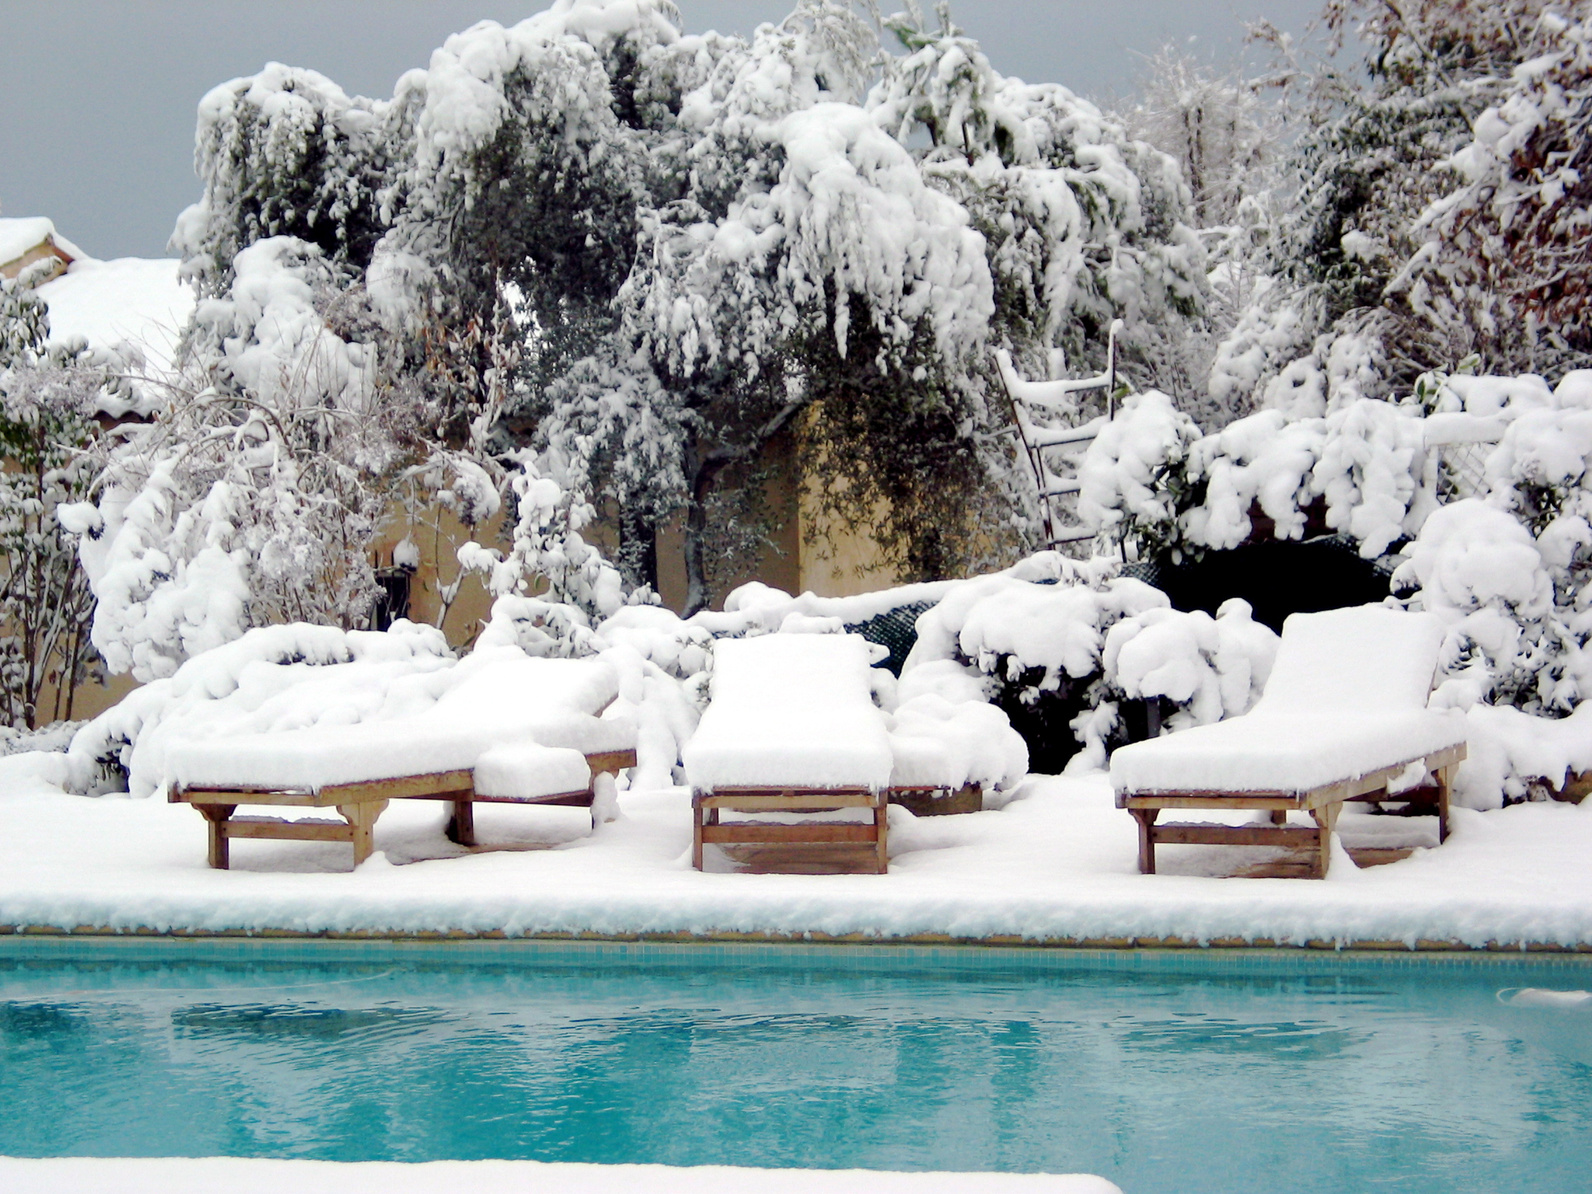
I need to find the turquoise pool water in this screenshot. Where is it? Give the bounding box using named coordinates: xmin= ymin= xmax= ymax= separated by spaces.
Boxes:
xmin=2 ymin=940 xmax=1590 ymax=1192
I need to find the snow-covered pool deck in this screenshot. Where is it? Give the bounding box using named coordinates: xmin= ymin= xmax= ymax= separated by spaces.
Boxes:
xmin=4 ymin=761 xmax=1592 ymax=950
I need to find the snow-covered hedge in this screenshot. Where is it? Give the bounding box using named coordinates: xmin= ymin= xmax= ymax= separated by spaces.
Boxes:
xmin=1079 ymin=370 xmax=1592 ymax=717
xmin=902 ymin=556 xmax=1278 ymax=772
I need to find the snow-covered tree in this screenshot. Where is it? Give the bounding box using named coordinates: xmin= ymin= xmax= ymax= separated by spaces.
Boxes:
xmin=1398 ymin=8 xmax=1592 ymax=374
xmin=65 ymin=238 xmax=424 ymax=681
xmin=1117 ymin=45 xmax=1286 ymax=427
xmin=872 ymin=4 xmax=1205 ymax=386
xmin=82 ymin=0 xmax=1213 ymax=677
xmin=1213 ymin=0 xmax=1587 ymax=416
xmin=0 ymin=271 xmax=109 ymax=726
xmin=1121 ymin=45 xmax=1280 ymax=230
xmin=171 ymin=62 xmax=402 ymax=290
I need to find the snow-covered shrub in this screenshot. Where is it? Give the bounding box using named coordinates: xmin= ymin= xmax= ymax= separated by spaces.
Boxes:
xmin=1076 ymin=391 xmax=1203 ymax=561
xmin=1455 ymin=701 xmax=1592 ymax=810
xmin=889 ymin=657 xmax=1030 ymax=794
xmin=1080 ymin=389 xmax=1432 ymax=563
xmin=901 ymin=554 xmax=1277 ymax=772
xmin=1102 ymin=598 xmax=1277 ymax=724
xmin=1395 ymin=500 xmax=1563 ymax=712
xmin=1206 ymin=282 xmax=1322 ymax=423
xmin=457 ymin=458 xmax=634 ymax=622
xmin=472 ymin=595 xmax=605 ymax=660
xmin=0 ymin=719 xmax=81 ymax=757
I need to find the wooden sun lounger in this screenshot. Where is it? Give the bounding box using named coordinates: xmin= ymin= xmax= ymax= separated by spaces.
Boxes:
xmin=172 ymin=748 xmax=636 ymax=869
xmin=1110 ymin=607 xmax=1469 ymax=880
xmin=1117 ymin=742 xmax=1464 ymax=880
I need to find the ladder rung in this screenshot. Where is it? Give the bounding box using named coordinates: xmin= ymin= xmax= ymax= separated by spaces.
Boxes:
xmin=1030 ymin=425 xmax=1102 ymax=448
xmin=1042 ymin=480 xmax=1081 ymax=497
xmin=1048 ymin=526 xmax=1095 ymax=544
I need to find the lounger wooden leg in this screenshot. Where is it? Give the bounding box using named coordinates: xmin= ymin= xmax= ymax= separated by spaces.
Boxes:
xmin=199 ymin=804 xmax=236 ymax=870
xmin=446 ymin=797 xmax=476 ymax=847
xmin=692 ymin=797 xmax=704 ymax=871
xmin=1130 ymin=808 xmax=1159 ymax=874
xmin=874 ymin=794 xmax=889 ymax=874
xmin=1435 ymin=762 xmax=1453 ymax=843
xmin=338 ymin=800 xmax=388 ymax=868
xmin=1310 ymin=803 xmax=1341 ymax=879
xmin=1269 ymin=808 xmax=1288 ymax=825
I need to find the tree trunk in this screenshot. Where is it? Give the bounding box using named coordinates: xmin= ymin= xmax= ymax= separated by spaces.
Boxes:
xmin=682 ymin=487 xmax=712 ymax=616
xmin=682 ymin=444 xmax=726 ymax=617
xmin=618 ymin=509 xmax=659 ymax=593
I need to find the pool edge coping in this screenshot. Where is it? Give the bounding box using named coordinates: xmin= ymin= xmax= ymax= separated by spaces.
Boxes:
xmin=5 ymin=923 xmax=1592 ymax=955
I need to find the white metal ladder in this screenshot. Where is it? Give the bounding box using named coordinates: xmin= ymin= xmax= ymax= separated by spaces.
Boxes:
xmin=996 ymin=320 xmax=1122 ymax=548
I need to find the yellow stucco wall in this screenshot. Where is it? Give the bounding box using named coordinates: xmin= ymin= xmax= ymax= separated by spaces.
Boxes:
xmin=33 ymin=441 xmax=907 ymax=728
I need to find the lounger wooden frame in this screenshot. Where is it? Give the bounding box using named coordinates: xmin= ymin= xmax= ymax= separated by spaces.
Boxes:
xmin=689 ymin=783 xmax=989 ymax=874
xmin=1116 ymin=742 xmax=1465 ymax=879
xmin=172 ymin=748 xmax=637 ymax=870
xmin=692 ymin=787 xmax=890 ymax=874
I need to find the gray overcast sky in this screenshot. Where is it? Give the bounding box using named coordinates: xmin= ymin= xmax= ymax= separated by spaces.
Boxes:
xmin=1 ymin=0 xmax=1323 ymax=260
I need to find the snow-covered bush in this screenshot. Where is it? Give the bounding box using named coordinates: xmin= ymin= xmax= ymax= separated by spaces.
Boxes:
xmin=1456 ymin=701 xmax=1592 ymax=809
xmin=1077 ymin=391 xmax=1203 ymax=560
xmin=1102 ymin=598 xmax=1277 ymax=727
xmin=458 ymin=458 xmax=632 ymax=621
xmin=901 ymin=554 xmax=1278 ymax=771
xmin=1074 ymin=363 xmax=1592 ymax=745
xmin=1083 ymin=388 xmax=1436 ymax=564
xmin=1395 ymin=500 xmax=1565 ymax=711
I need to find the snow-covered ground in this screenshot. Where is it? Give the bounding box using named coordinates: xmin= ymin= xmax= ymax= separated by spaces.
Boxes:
xmin=3 ymin=751 xmax=1591 ymax=949
xmin=0 ymin=1157 xmax=1119 ymax=1194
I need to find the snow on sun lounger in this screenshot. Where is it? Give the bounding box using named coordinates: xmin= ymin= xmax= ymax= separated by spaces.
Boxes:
xmin=169 ymin=653 xmax=629 ymax=793
xmin=683 ymin=634 xmax=893 ymax=793
xmin=683 ymin=634 xmax=895 ymax=873
xmin=682 ymin=634 xmax=1027 ymax=872
xmin=1110 ymin=606 xmax=1467 ymax=878
xmin=167 ymin=651 xmax=637 ymax=869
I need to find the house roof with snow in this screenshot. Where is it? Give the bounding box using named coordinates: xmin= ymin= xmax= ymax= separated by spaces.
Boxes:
xmin=37 ymin=256 xmax=194 ymax=375
xmin=0 ymin=217 xmax=81 ymax=283
xmin=4 ymin=217 xmax=196 ymax=422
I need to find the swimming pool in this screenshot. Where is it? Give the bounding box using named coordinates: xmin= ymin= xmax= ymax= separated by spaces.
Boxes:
xmin=2 ymin=938 xmax=1589 ymax=1193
